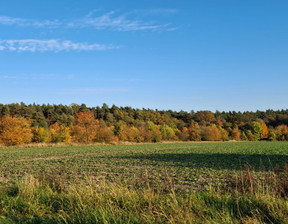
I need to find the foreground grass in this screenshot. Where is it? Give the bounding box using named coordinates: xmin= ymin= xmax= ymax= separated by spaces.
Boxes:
xmin=0 ymin=172 xmax=288 ymax=224
xmin=0 ymin=142 xmax=288 ymax=223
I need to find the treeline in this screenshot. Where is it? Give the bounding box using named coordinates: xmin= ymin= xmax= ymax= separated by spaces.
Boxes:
xmin=0 ymin=103 xmax=288 ymax=146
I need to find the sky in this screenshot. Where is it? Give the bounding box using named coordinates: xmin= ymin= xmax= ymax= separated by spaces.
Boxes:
xmin=0 ymin=0 xmax=287 ymax=112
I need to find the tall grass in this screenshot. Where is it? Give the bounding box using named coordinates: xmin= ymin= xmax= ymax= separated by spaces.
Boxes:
xmin=0 ymin=167 xmax=288 ymax=224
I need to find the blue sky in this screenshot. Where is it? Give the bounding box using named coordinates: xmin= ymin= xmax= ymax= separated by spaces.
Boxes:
xmin=0 ymin=0 xmax=287 ymax=112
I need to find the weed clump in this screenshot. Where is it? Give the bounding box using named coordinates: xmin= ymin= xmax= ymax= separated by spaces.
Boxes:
xmin=229 ymin=163 xmax=288 ymax=198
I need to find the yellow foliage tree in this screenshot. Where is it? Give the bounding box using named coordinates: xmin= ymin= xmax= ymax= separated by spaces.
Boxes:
xmin=32 ymin=127 xmax=50 ymax=143
xmin=118 ymin=124 xmax=139 ymax=142
xmin=0 ymin=115 xmax=32 ymax=146
xmin=49 ymin=123 xmax=71 ymax=143
xmin=72 ymin=111 xmax=99 ymax=143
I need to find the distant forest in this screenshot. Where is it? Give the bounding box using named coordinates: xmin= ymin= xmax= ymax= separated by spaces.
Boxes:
xmin=0 ymin=103 xmax=288 ymax=146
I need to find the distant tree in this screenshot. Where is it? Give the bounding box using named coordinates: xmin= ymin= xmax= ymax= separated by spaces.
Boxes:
xmin=194 ymin=111 xmax=216 ymax=126
xmin=200 ymin=125 xmax=222 ymax=141
xmin=268 ymin=130 xmax=277 ymax=141
xmin=146 ymin=122 xmax=162 ymax=142
xmin=32 ymin=127 xmax=50 ymax=143
xmin=188 ymin=122 xmax=201 ymax=141
xmin=137 ymin=124 xmax=150 ymax=142
xmin=117 ymin=124 xmax=139 ymax=142
xmin=245 ymin=130 xmax=256 ymax=141
xmin=0 ymin=115 xmax=32 ymax=146
xmin=260 ymin=122 xmax=269 ymax=139
xmin=240 ymin=132 xmax=248 ymax=141
xmin=72 ymin=111 xmax=99 ymax=143
xmin=179 ymin=127 xmax=189 ymax=141
xmin=50 ymin=123 xmax=71 ymax=143
xmin=218 ymin=126 xmax=229 ymax=141
xmin=231 ymin=128 xmax=241 ymax=141
xmin=275 ymin=125 xmax=288 ymax=141
xmin=94 ymin=120 xmax=114 ymax=143
xmin=252 ymin=122 xmax=263 ymax=140
xmin=160 ymin=124 xmax=176 ymax=140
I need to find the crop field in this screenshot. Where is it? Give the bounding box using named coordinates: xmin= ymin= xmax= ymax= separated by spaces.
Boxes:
xmin=1 ymin=142 xmax=288 ymax=187
xmin=0 ymin=142 xmax=288 ymax=223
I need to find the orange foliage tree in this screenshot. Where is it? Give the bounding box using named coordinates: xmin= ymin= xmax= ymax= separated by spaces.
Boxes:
xmin=94 ymin=120 xmax=114 ymax=143
xmin=275 ymin=125 xmax=288 ymax=141
xmin=179 ymin=127 xmax=189 ymax=141
xmin=231 ymin=128 xmax=241 ymax=141
xmin=188 ymin=122 xmax=201 ymax=141
xmin=72 ymin=111 xmax=99 ymax=143
xmin=200 ymin=126 xmax=222 ymax=141
xmin=0 ymin=115 xmax=32 ymax=146
xmin=260 ymin=122 xmax=269 ymax=139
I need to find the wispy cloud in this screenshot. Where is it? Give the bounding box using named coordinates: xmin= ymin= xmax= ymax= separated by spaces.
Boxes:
xmin=0 ymin=39 xmax=117 ymax=52
xmin=0 ymin=16 xmax=60 ymax=28
xmin=68 ymin=11 xmax=172 ymax=31
xmin=0 ymin=10 xmax=177 ymax=31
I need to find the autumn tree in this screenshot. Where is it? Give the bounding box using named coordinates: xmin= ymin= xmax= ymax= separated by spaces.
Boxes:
xmin=137 ymin=124 xmax=150 ymax=142
xmin=218 ymin=126 xmax=229 ymax=141
xmin=179 ymin=127 xmax=189 ymax=141
xmin=94 ymin=120 xmax=114 ymax=143
xmin=200 ymin=125 xmax=222 ymax=141
xmin=231 ymin=128 xmax=241 ymax=141
xmin=72 ymin=111 xmax=99 ymax=143
xmin=260 ymin=122 xmax=269 ymax=139
xmin=160 ymin=124 xmax=176 ymax=140
xmin=146 ymin=122 xmax=162 ymax=142
xmin=194 ymin=111 xmax=216 ymax=126
xmin=252 ymin=122 xmax=263 ymax=140
xmin=50 ymin=123 xmax=71 ymax=143
xmin=0 ymin=115 xmax=32 ymax=146
xmin=32 ymin=127 xmax=50 ymax=143
xmin=118 ymin=124 xmax=139 ymax=142
xmin=268 ymin=130 xmax=277 ymax=141
xmin=188 ymin=122 xmax=201 ymax=141
xmin=275 ymin=125 xmax=288 ymax=141
xmin=245 ymin=130 xmax=256 ymax=141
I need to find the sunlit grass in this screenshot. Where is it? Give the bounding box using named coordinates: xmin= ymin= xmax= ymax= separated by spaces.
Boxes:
xmin=0 ymin=142 xmax=288 ymax=223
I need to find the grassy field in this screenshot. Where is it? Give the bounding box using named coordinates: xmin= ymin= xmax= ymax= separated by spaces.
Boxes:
xmin=0 ymin=142 xmax=288 ymax=223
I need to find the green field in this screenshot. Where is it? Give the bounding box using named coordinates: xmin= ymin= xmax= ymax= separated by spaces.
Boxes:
xmin=0 ymin=142 xmax=288 ymax=223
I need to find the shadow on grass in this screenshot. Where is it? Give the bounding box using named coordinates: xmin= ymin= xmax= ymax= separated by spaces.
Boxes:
xmin=118 ymin=153 xmax=288 ymax=170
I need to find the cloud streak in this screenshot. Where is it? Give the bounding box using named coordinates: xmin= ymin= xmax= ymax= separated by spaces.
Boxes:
xmin=0 ymin=10 xmax=177 ymax=31
xmin=68 ymin=11 xmax=171 ymax=31
xmin=0 ymin=39 xmax=117 ymax=52
xmin=0 ymin=16 xmax=60 ymax=28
